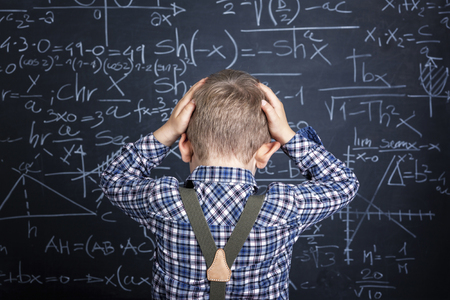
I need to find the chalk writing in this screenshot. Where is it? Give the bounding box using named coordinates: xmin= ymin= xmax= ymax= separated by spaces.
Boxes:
xmin=0 ymin=1 xmax=448 ymax=299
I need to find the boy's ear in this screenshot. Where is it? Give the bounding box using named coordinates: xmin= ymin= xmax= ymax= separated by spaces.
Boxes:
xmin=179 ymin=133 xmax=193 ymax=163
xmin=255 ymin=141 xmax=281 ymax=169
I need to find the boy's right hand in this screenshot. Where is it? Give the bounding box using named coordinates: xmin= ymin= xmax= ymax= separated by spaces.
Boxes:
xmin=154 ymin=78 xmax=206 ymax=147
xmin=259 ymin=83 xmax=296 ymax=145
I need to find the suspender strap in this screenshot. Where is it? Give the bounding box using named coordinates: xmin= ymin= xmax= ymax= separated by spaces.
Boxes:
xmin=179 ymin=187 xmax=265 ymax=300
xmin=179 ymin=187 xmax=217 ymax=266
xmin=223 ymin=193 xmax=265 ymax=266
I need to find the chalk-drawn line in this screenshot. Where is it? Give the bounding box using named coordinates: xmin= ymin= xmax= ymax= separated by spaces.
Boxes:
xmin=241 ymin=26 xmax=360 ymax=33
xmin=33 ymin=6 xmax=175 ymax=11
xmin=104 ymin=0 xmax=108 ymax=47
xmin=0 ymin=9 xmax=27 ymax=12
xmin=251 ymin=73 xmax=302 ymax=76
xmin=331 ymin=94 xmax=406 ymax=99
xmin=319 ymin=85 xmax=406 ymax=91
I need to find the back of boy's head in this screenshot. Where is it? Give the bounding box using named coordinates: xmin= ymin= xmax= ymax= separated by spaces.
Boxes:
xmin=186 ymin=69 xmax=271 ymax=165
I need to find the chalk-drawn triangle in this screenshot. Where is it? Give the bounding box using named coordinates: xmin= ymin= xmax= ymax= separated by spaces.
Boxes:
xmin=387 ymin=161 xmax=405 ymax=186
xmin=0 ymin=174 xmax=96 ymax=221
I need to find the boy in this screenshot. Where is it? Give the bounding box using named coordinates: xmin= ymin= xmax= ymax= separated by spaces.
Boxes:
xmin=100 ymin=69 xmax=359 ymax=299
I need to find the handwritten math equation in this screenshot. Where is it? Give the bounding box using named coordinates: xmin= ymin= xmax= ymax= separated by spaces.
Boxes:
xmin=0 ymin=1 xmax=449 ymax=299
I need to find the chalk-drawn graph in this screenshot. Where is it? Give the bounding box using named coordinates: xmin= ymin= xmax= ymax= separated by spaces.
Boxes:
xmin=339 ymin=155 xmax=435 ymax=265
xmin=409 ymin=60 xmax=450 ymax=118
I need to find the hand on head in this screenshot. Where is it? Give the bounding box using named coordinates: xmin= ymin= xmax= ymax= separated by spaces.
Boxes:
xmin=153 ymin=77 xmax=295 ymax=174
xmin=259 ymin=83 xmax=296 ymax=145
xmin=154 ymin=78 xmax=206 ymax=147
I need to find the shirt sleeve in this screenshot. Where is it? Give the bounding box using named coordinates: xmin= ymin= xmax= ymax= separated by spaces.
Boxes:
xmin=100 ymin=132 xmax=170 ymax=221
xmin=280 ymin=126 xmax=360 ymax=226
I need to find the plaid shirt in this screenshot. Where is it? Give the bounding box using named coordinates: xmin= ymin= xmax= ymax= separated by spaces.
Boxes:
xmin=100 ymin=126 xmax=359 ymax=299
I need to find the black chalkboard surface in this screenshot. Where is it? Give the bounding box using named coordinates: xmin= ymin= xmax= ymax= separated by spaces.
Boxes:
xmin=1 ymin=1 xmax=449 ymax=299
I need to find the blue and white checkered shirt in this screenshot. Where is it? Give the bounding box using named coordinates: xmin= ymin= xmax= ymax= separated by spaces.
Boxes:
xmin=100 ymin=126 xmax=359 ymax=299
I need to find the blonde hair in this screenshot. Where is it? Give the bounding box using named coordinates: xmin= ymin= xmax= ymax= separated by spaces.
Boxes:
xmin=186 ymin=69 xmax=270 ymax=164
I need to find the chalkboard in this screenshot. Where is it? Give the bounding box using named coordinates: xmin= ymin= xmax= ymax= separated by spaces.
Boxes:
xmin=0 ymin=1 xmax=449 ymax=299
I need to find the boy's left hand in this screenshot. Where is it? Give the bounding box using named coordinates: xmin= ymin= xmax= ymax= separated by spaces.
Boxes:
xmin=154 ymin=78 xmax=206 ymax=147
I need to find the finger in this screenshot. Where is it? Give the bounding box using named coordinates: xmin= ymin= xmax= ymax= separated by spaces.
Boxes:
xmin=183 ymin=78 xmax=207 ymax=101
xmin=173 ymin=78 xmax=206 ymax=116
xmin=261 ymin=99 xmax=280 ymax=124
xmin=259 ymin=83 xmax=282 ymax=108
xmin=177 ymin=100 xmax=196 ymax=123
xmin=260 ymin=83 xmax=288 ymax=121
xmin=174 ymin=100 xmax=196 ymax=135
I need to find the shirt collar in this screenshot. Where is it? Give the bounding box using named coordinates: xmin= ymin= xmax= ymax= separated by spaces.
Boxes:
xmin=186 ymin=165 xmax=258 ymax=191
